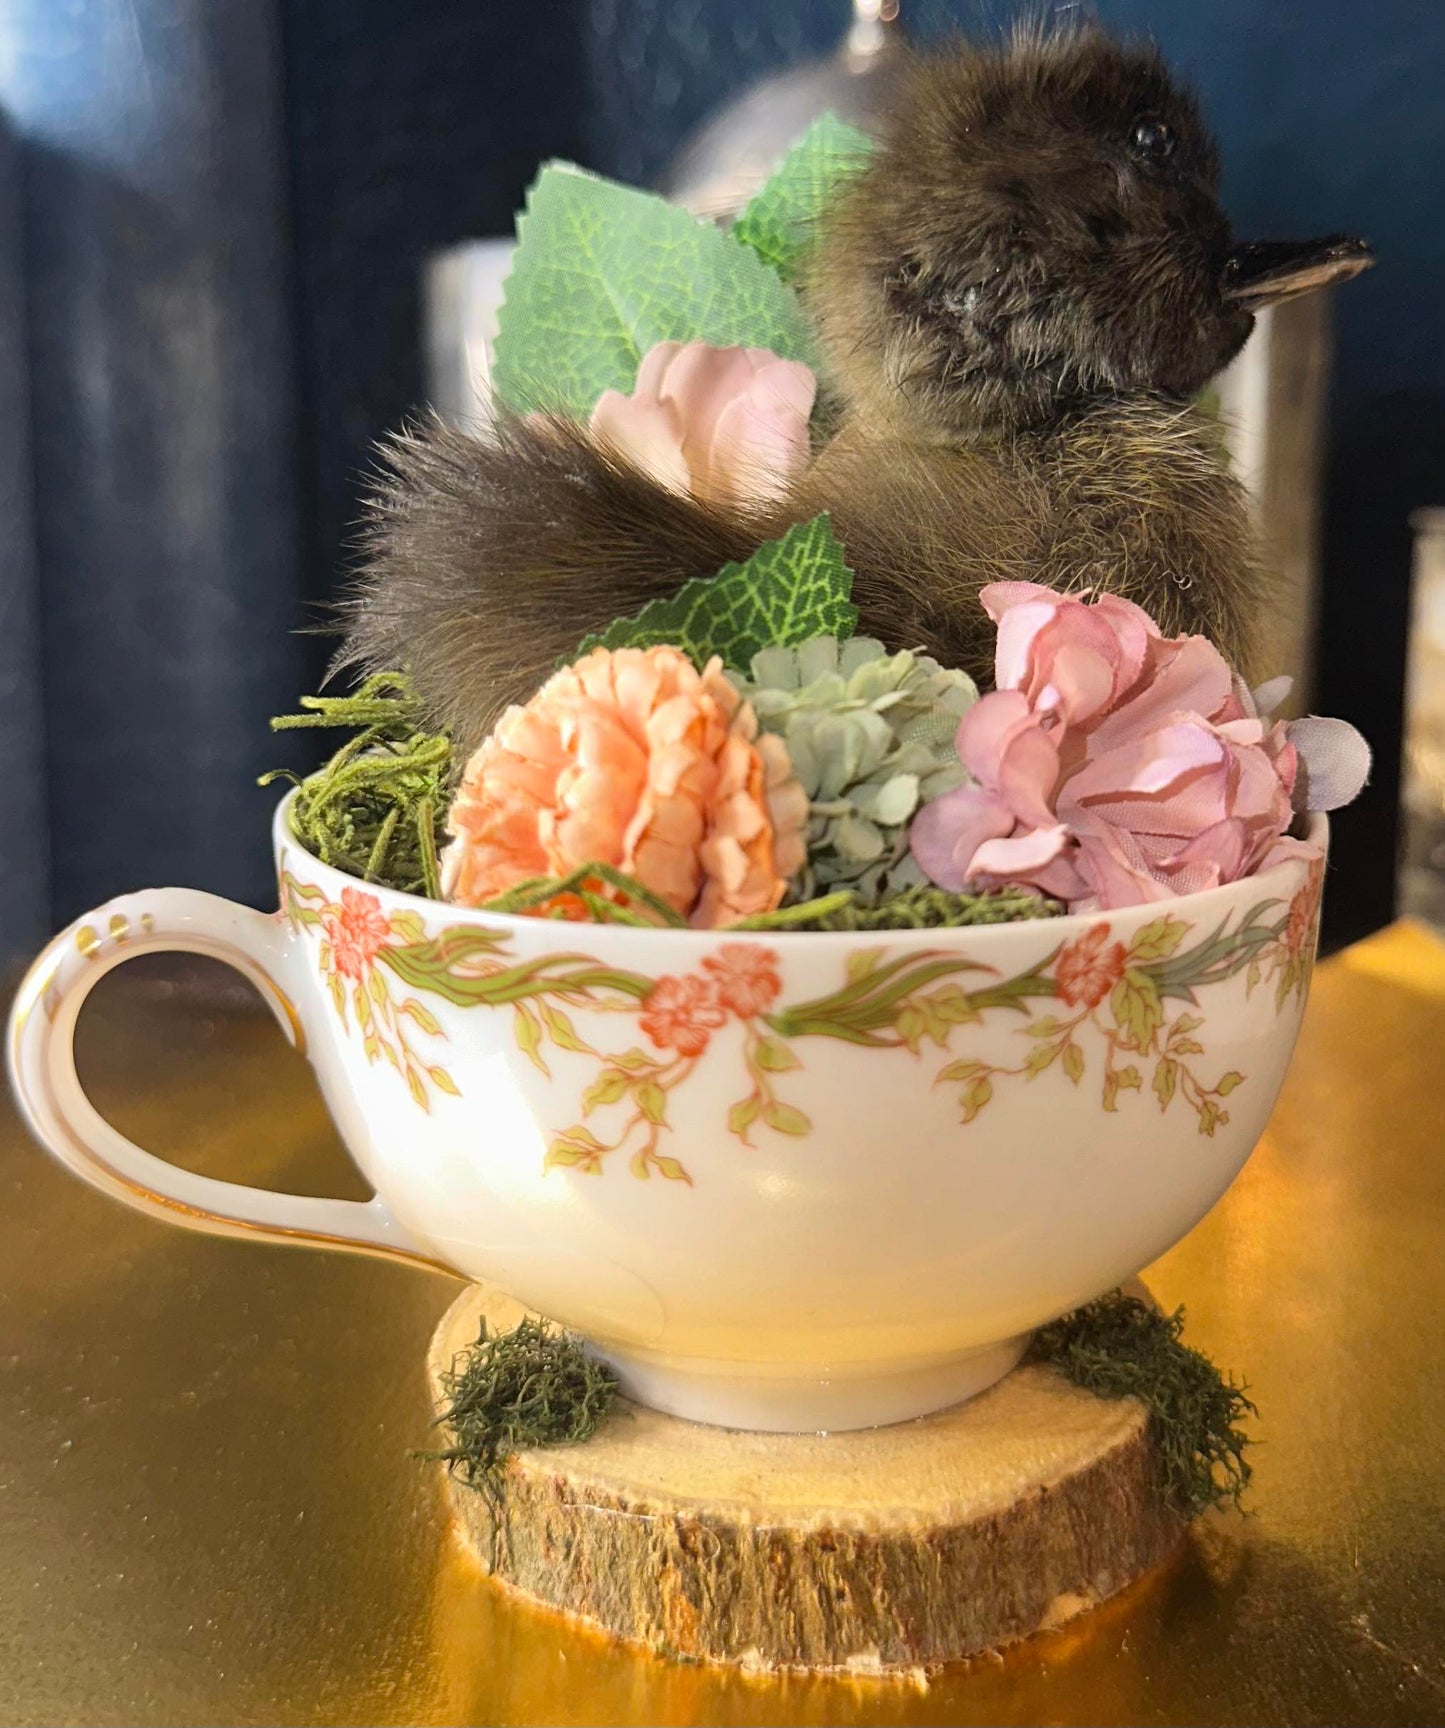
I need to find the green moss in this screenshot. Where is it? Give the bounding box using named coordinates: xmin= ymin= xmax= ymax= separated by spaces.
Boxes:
xmin=1033 ymin=1291 xmax=1256 ymax=1516
xmin=428 ymin=1317 xmax=619 ymax=1503
xmin=261 ymin=672 xmax=454 ymax=898
xmin=735 ymin=883 xmax=1062 ymax=931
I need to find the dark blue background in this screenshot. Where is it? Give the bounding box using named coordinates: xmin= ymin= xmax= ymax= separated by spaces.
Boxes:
xmin=1 ymin=0 xmax=1440 ymax=955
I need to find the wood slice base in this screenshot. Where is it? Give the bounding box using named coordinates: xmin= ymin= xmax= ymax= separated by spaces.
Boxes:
xmin=427 ymin=1285 xmax=1187 ymax=1673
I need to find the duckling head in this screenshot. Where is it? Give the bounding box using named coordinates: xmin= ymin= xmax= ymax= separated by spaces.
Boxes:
xmin=811 ymin=22 xmax=1373 ymax=437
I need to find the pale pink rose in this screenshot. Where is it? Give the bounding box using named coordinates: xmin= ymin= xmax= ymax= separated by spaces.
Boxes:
xmin=589 ymin=341 xmax=816 ymax=508
xmin=910 ymin=584 xmax=1365 ymax=913
xmin=442 ymin=644 xmax=807 ymax=929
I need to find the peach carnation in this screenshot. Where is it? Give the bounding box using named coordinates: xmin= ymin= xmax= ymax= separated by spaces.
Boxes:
xmin=441 ymin=644 xmax=807 ymax=928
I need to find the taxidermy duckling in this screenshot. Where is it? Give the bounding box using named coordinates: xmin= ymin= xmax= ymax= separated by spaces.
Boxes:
xmin=344 ymin=23 xmax=1372 ymax=753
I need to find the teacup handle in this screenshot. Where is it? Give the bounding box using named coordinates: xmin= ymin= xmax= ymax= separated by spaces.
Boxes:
xmin=6 ymin=887 xmax=454 ymax=1275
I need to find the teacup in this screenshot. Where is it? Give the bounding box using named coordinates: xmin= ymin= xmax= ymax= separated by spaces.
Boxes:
xmin=7 ymin=794 xmax=1325 ymax=1431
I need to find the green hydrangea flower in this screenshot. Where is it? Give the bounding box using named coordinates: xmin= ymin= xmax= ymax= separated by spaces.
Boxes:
xmin=731 ymin=636 xmax=978 ymax=905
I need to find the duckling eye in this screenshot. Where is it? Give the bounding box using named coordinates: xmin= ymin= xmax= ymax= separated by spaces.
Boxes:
xmin=1129 ymin=114 xmax=1177 ymax=163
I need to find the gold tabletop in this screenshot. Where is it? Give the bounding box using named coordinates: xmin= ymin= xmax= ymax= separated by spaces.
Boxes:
xmin=3 ymin=924 xmax=1444 ymax=1726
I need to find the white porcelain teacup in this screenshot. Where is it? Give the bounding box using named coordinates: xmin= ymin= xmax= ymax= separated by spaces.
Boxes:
xmin=7 ymin=795 xmax=1325 ymax=1431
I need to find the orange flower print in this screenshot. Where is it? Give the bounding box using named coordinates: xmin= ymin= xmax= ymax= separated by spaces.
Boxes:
xmin=703 ymin=944 xmax=782 ymax=1019
xmin=1054 ymin=925 xmax=1127 ymax=1009
xmin=325 ymin=887 xmax=392 ymax=981
xmin=1285 ymin=859 xmax=1324 ymax=957
xmin=639 ymin=974 xmax=726 ymax=1057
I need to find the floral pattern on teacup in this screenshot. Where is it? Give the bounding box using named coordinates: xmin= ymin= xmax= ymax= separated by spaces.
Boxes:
xmin=279 ymin=865 xmax=1320 ymax=1184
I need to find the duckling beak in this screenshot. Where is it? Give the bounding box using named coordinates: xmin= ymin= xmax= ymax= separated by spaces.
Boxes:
xmin=1222 ymin=235 xmax=1374 ymax=311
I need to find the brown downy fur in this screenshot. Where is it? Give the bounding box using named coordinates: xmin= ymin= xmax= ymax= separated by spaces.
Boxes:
xmin=342 ymin=22 xmax=1359 ymax=754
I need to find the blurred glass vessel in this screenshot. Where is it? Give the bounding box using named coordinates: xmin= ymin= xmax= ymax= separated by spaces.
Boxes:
xmin=1400 ymin=508 xmax=1445 ymax=930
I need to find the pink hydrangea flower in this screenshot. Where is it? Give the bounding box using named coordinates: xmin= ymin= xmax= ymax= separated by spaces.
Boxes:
xmin=590 ymin=341 xmax=816 ymax=509
xmin=909 ymin=584 xmax=1369 ymax=912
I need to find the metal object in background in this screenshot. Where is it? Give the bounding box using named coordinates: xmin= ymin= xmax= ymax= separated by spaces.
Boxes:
xmin=660 ymin=0 xmax=903 ymax=220
xmin=1213 ymin=292 xmax=1338 ymax=711
xmin=1400 ymin=508 xmax=1445 ymax=929
xmin=423 ymin=237 xmax=514 ymax=434
xmin=424 ymin=0 xmax=904 ymax=420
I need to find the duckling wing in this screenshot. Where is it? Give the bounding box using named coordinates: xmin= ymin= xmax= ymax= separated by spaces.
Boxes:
xmin=337 ymin=412 xmax=765 ymax=753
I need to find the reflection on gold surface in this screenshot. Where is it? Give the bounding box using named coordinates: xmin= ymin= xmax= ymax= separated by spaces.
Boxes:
xmin=2 ymin=935 xmax=1445 ymax=1725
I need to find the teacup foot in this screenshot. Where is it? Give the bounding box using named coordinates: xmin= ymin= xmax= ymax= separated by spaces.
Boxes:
xmin=587 ymin=1333 xmax=1031 ymax=1433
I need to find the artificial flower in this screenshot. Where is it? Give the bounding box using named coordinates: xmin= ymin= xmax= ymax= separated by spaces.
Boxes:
xmin=730 ymin=635 xmax=976 ymax=904
xmin=910 ymin=584 xmax=1369 ymax=912
xmin=590 ymin=340 xmax=816 ymax=509
xmin=441 ymin=644 xmax=807 ymax=928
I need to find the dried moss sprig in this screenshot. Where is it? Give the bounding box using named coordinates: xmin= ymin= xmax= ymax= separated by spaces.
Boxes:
xmin=1033 ymin=1291 xmax=1256 ymax=1516
xmin=475 ymin=874 xmax=1061 ymax=932
xmin=262 ymin=672 xmax=454 ymax=897
xmin=428 ymin=1318 xmax=619 ymax=1506
xmin=481 ymin=862 xmax=689 ymax=927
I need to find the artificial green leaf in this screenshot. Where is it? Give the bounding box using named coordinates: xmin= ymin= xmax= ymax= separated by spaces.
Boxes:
xmin=492 ymin=163 xmax=817 ymax=417
xmin=731 ymin=113 xmax=876 ymax=283
xmin=1062 ymin=1042 xmax=1085 ymax=1086
xmin=579 ymin=514 xmax=857 ymax=671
